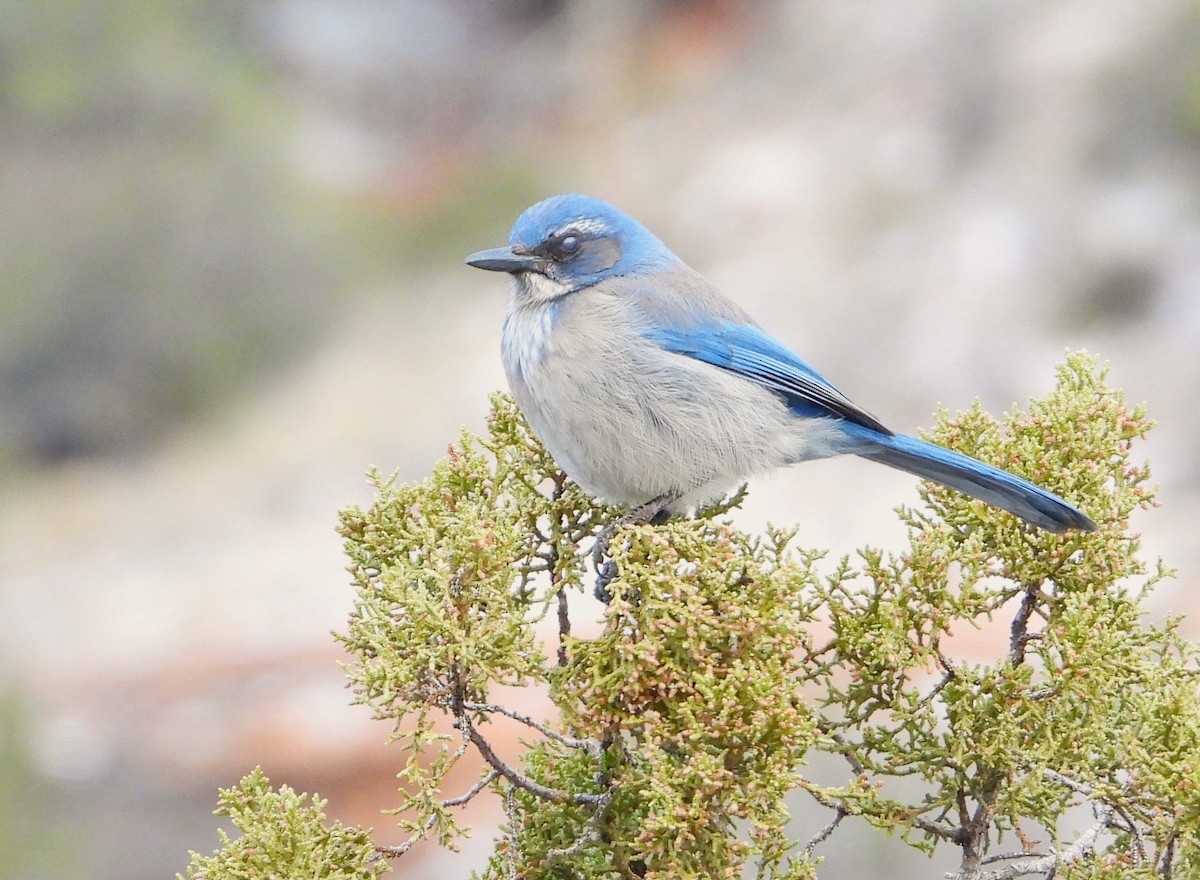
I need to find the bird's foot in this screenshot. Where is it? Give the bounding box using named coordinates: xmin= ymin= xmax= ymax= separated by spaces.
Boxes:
xmin=592 ymin=493 xmax=679 ymax=603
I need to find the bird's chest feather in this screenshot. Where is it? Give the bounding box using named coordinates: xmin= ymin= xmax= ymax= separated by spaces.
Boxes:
xmin=498 ymin=291 xmax=801 ymax=507
xmin=501 ymin=297 xmax=614 ymax=433
xmin=500 ymin=296 xmax=639 ymax=482
xmin=501 ymin=301 xmax=560 ymax=389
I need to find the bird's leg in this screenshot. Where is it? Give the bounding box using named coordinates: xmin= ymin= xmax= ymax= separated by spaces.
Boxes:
xmin=592 ymin=492 xmax=680 ymax=603
xmin=592 ymin=493 xmax=677 ymax=570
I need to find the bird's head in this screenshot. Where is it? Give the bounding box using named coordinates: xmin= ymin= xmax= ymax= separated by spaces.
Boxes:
xmin=465 ymin=194 xmax=677 ymax=300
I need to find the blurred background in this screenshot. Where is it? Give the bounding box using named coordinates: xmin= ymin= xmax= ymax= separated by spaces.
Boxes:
xmin=1 ymin=1 xmax=1199 ymax=877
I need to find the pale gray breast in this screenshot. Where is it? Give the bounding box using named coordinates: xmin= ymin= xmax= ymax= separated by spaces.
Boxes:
xmin=503 ymin=280 xmax=790 ymax=507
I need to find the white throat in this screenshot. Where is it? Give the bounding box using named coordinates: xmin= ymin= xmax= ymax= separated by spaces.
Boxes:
xmin=512 ymin=271 xmax=572 ymax=303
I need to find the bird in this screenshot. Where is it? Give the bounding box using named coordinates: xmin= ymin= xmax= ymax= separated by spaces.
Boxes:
xmin=465 ymin=193 xmax=1097 ymax=536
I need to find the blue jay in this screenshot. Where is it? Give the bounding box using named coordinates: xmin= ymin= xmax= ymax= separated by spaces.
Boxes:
xmin=466 ymin=193 xmax=1096 ymax=536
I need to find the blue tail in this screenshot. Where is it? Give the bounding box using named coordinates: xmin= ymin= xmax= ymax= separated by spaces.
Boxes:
xmin=842 ymin=426 xmax=1096 ymax=533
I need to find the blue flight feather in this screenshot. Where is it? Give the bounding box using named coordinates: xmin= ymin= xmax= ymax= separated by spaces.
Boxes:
xmin=839 ymin=422 xmax=1096 ymax=532
xmin=646 ymin=322 xmax=1094 ymax=533
xmin=646 ymin=322 xmax=894 ymax=436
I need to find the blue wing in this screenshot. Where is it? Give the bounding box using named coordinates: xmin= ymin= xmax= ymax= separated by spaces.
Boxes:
xmin=645 ymin=322 xmax=894 ymax=436
xmin=643 ymin=318 xmax=1096 ymax=533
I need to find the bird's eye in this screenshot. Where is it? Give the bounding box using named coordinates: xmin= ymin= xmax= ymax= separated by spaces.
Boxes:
xmin=544 ymin=232 xmax=581 ymax=261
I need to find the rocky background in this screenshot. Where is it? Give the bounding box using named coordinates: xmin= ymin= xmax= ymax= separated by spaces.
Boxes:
xmin=1 ymin=2 xmax=1198 ymax=877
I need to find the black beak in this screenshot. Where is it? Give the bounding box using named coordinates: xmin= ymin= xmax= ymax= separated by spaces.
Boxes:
xmin=464 ymin=246 xmax=541 ymax=273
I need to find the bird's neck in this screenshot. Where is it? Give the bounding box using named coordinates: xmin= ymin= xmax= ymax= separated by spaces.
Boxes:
xmin=503 ymin=294 xmax=562 ymax=383
xmin=510 ymin=272 xmax=576 ymax=305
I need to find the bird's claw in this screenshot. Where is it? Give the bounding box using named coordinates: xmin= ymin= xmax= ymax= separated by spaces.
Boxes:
xmin=591 ymin=492 xmax=680 ymax=603
xmin=593 ymin=559 xmax=620 ymax=604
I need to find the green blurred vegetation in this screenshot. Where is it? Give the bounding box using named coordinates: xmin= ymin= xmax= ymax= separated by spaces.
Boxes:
xmin=0 ymin=2 xmax=346 ymax=470
xmin=0 ymin=691 xmax=79 ymax=880
xmin=0 ymin=1 xmax=548 ymax=479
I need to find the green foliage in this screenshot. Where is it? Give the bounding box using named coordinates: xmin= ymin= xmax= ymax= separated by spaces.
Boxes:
xmin=179 ymin=767 xmax=383 ymax=880
xmin=0 ymin=0 xmax=398 ymax=471
xmin=336 ymin=395 xmax=601 ymax=847
xmin=0 ymin=690 xmax=80 ymax=880
xmin=191 ymin=352 xmax=1200 ymax=879
xmin=527 ymin=522 xmax=823 ymax=879
xmin=805 ymin=356 xmax=1189 ymax=867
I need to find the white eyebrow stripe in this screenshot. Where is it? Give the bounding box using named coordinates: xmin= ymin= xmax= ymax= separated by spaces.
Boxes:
xmin=558 ymin=218 xmax=609 ymax=236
